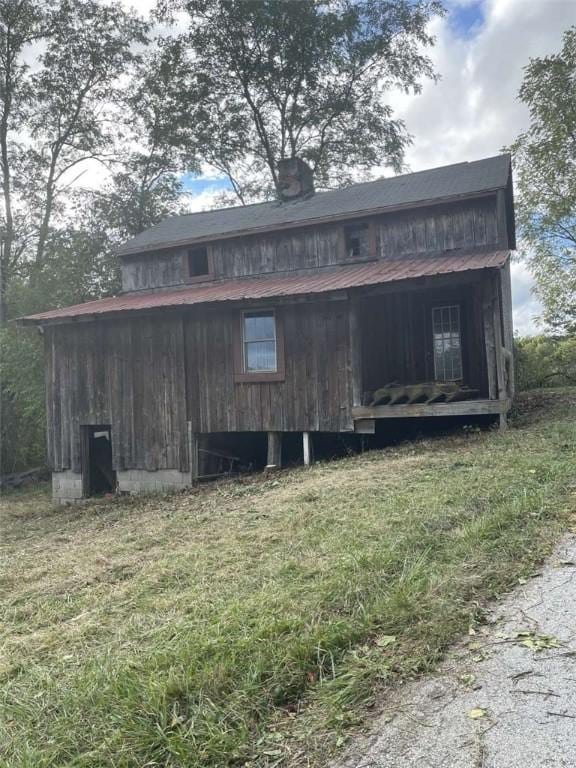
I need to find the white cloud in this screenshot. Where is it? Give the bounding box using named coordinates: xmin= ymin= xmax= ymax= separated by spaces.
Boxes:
xmin=390 ymin=0 xmax=576 ymax=334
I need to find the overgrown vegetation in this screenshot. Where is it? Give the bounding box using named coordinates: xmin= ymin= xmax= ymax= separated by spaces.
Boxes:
xmin=511 ymin=25 xmax=576 ymax=334
xmin=1 ymin=391 xmax=575 ymax=767
xmin=515 ymin=335 xmax=576 ymax=391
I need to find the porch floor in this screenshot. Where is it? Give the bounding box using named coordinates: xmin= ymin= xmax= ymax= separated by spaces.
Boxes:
xmin=352 ymin=397 xmax=511 ymax=421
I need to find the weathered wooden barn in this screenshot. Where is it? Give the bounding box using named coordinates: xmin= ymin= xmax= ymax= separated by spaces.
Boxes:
xmin=22 ymin=154 xmax=515 ymax=504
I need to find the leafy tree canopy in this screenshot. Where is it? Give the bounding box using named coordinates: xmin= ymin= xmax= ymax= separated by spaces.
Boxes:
xmin=511 ymin=26 xmax=576 ymax=334
xmin=159 ymin=0 xmax=444 ymax=201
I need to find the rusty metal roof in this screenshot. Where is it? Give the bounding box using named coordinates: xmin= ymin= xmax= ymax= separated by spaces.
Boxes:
xmin=118 ymin=154 xmax=512 ymax=256
xmin=20 ymin=250 xmax=509 ymax=325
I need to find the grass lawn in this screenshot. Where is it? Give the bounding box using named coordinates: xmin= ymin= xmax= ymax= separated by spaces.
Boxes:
xmin=1 ymin=391 xmax=576 ymax=767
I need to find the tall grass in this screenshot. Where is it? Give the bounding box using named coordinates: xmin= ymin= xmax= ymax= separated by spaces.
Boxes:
xmin=1 ymin=392 xmax=575 ymax=767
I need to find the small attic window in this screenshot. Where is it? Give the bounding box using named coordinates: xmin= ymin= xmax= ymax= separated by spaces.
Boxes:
xmin=187 ymin=246 xmax=211 ymax=279
xmin=344 ymin=222 xmax=370 ymax=259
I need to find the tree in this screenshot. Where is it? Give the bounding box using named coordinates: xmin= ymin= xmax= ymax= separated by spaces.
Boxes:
xmin=0 ymin=0 xmax=148 ymax=325
xmin=159 ymin=0 xmax=443 ymax=202
xmin=511 ymin=26 xmax=576 ymax=334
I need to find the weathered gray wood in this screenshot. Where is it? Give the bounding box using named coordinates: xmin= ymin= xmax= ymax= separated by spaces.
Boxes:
xmin=266 ymin=431 xmax=282 ymax=468
xmin=500 ymin=259 xmax=515 ymax=397
xmin=496 ymin=189 xmax=509 ymax=248
xmin=120 ymin=196 xmax=502 ymax=292
xmin=349 ymin=299 xmax=363 ymax=407
xmin=189 ymin=424 xmax=199 ymax=481
xmin=482 ymin=273 xmax=498 ymax=400
xmin=352 ymin=398 xmax=511 ymax=419
xmin=354 ymin=418 xmax=376 ymax=434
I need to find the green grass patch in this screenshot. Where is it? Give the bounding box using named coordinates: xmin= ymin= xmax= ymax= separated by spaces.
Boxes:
xmin=1 ymin=391 xmax=575 ymax=767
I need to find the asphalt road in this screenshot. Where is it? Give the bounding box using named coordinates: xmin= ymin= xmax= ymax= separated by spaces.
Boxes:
xmin=336 ymin=535 xmax=576 ymax=768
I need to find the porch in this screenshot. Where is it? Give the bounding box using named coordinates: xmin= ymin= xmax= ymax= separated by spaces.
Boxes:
xmin=349 ymin=266 xmax=514 ymax=432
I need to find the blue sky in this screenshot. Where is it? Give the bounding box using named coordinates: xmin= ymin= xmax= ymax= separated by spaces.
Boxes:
xmin=181 ymin=174 xmax=231 ymax=195
xmin=447 ymin=1 xmax=485 ymax=39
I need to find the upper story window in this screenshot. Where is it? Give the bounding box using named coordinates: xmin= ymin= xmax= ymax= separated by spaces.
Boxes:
xmin=187 ymin=246 xmax=211 ymax=280
xmin=243 ymin=311 xmax=277 ymax=372
xmin=344 ymin=222 xmax=370 ymax=259
xmin=432 ymin=305 xmax=463 ymax=382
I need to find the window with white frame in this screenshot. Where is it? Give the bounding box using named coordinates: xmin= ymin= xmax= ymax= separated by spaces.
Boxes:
xmin=242 ymin=311 xmax=277 ymax=372
xmin=432 ymin=305 xmax=463 ymax=381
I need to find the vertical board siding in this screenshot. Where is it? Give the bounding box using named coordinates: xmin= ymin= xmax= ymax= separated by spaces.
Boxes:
xmin=46 ymin=316 xmax=188 ymax=472
xmin=120 ymin=196 xmax=500 ymax=293
xmin=378 ymin=198 xmax=499 ymax=259
xmin=360 ymin=282 xmax=487 ymax=399
xmin=183 ymin=301 xmax=352 ymax=434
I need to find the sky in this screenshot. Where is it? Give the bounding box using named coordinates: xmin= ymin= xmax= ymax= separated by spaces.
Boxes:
xmin=122 ymin=0 xmax=576 ymax=334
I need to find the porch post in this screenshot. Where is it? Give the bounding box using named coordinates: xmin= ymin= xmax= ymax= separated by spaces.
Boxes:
xmin=303 ymin=431 xmax=312 ymax=466
xmin=188 ymin=422 xmax=199 ymax=481
xmin=266 ymin=431 xmax=282 ymax=469
xmin=349 ymin=298 xmax=362 ymax=407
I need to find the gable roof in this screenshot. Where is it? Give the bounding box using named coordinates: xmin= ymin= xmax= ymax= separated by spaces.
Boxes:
xmin=19 ymin=250 xmax=509 ymax=325
xmin=118 ymin=154 xmax=512 ymax=257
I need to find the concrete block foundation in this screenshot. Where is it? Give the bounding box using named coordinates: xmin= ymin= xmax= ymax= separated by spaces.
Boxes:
xmin=116 ymin=469 xmax=190 ymax=495
xmin=52 ymin=470 xmax=83 ymax=505
xmin=52 ymin=469 xmax=191 ymax=504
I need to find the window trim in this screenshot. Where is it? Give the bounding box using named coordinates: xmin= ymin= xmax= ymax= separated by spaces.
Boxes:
xmin=182 ymin=245 xmax=214 ymax=284
xmin=234 ymin=308 xmax=286 ymax=383
xmin=432 ymin=304 xmax=463 ymax=382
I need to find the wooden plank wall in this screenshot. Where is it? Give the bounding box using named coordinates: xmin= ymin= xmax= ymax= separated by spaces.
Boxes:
xmin=377 ymin=197 xmax=500 ymax=259
xmin=185 ymin=301 xmax=351 ymax=434
xmin=45 ymin=317 xmax=188 ymax=473
xmin=121 ymin=196 xmax=502 ymax=292
xmin=46 ymin=300 xmax=351 ymax=471
xmin=359 ymin=283 xmax=488 ymax=399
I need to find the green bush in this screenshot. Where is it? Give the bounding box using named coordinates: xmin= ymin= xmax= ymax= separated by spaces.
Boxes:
xmin=515 ymin=335 xmax=576 ymax=391
xmin=0 ymin=327 xmax=46 ymax=474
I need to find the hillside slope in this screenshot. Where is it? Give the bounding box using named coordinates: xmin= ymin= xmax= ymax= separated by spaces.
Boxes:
xmin=1 ymin=391 xmax=575 ymax=767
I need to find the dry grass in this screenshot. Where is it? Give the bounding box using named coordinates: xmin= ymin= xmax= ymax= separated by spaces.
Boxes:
xmin=1 ymin=391 xmax=576 ymax=767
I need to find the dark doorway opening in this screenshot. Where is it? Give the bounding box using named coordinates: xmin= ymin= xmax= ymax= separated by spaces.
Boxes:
xmin=81 ymin=425 xmax=116 ymax=497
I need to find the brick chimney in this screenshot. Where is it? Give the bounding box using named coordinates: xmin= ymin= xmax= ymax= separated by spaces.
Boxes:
xmin=277 ymin=157 xmax=314 ymax=201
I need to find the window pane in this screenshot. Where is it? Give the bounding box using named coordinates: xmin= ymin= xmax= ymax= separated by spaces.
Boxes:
xmin=432 ymin=305 xmax=463 ymax=381
xmin=245 ymin=341 xmax=277 ymax=372
xmin=244 ymin=312 xmax=275 ymax=342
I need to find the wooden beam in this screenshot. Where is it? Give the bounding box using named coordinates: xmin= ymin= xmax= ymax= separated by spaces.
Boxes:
xmin=352 ymin=399 xmax=511 ymax=420
xmin=482 ymin=273 xmax=498 ymax=400
xmin=354 ymin=418 xmax=376 ymax=434
xmin=349 ymin=299 xmax=363 ymax=407
xmin=266 ymin=431 xmax=282 ymax=469
xmin=303 ymin=431 xmax=312 ymax=466
xmin=500 ymin=260 xmax=515 ymax=397
xmin=496 ymin=188 xmax=509 ymax=248
xmin=189 ymin=423 xmax=199 ymax=481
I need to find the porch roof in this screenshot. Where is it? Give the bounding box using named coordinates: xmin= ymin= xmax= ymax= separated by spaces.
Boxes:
xmin=19 ymin=250 xmax=509 ymax=325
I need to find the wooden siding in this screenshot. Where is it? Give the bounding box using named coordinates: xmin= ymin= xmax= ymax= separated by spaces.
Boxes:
xmin=184 ymin=301 xmax=351 ymax=433
xmin=121 ymin=196 xmax=503 ymax=292
xmin=46 ymin=300 xmax=352 ymax=472
xmin=377 ymin=197 xmax=500 ymax=259
xmin=359 ymin=280 xmax=488 ymax=400
xmin=45 ymin=317 xmax=188 ymax=473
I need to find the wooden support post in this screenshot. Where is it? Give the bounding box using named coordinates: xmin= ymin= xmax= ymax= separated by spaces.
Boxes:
xmin=499 ymin=411 xmax=508 ymax=431
xmin=482 ymin=273 xmax=498 ymax=401
xmin=349 ymin=300 xmax=363 ymax=407
xmin=303 ymin=431 xmax=312 ymax=466
xmin=188 ymin=423 xmax=199 ymax=482
xmin=500 ymin=260 xmax=515 ymax=397
xmin=266 ymin=431 xmax=282 ymax=469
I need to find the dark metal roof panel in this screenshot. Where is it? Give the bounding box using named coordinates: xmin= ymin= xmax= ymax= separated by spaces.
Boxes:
xmin=20 ymin=250 xmax=510 ymax=324
xmin=118 ymin=154 xmax=511 ymax=256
